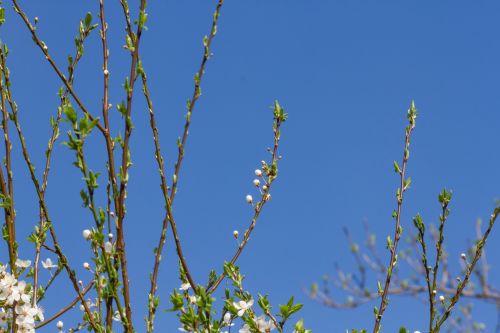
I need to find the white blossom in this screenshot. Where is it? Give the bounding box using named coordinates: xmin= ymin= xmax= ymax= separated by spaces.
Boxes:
xmin=82 ymin=229 xmax=92 ymax=240
xmin=179 ymin=282 xmax=191 ymax=291
xmin=245 ymin=195 xmax=253 ymax=204
xmin=41 ymin=258 xmax=58 ymax=270
xmin=255 ymin=169 xmax=262 ymax=177
xmin=233 ymin=230 xmax=239 ymax=239
xmin=223 ymin=312 xmax=234 ymax=327
xmin=233 ymin=299 xmax=254 ymax=317
xmin=104 ymin=241 xmax=113 ymax=254
xmin=15 ymin=259 xmax=31 ymax=269
xmin=56 ymin=320 xmax=64 ymax=330
xmin=255 ymin=315 xmax=275 ymax=332
xmin=253 ymin=179 xmax=260 ymax=187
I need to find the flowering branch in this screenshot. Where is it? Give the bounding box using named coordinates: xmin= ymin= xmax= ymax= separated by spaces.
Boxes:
xmin=207 ymin=101 xmax=288 ymax=295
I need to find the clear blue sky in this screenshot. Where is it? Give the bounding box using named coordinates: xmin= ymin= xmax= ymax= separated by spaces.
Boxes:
xmin=1 ymin=1 xmax=499 ymax=332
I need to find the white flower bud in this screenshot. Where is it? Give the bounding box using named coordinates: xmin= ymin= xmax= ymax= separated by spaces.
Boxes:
xmin=253 ymin=179 xmax=260 ymax=187
xmin=56 ymin=320 xmax=64 ymax=330
xmin=460 ymin=253 xmax=466 ymax=260
xmin=233 ymin=230 xmax=239 ymax=239
xmin=254 ymin=169 xmax=262 ymax=177
xmin=262 ymin=185 xmax=268 ymax=191
xmin=223 ymin=312 xmax=232 ymax=325
xmin=83 ymin=262 xmax=90 ymax=270
xmin=104 ymin=241 xmax=113 ymax=254
xmin=82 ymin=229 xmax=92 ymax=240
xmin=108 ymin=233 xmax=114 ymax=239
xmin=432 ymin=289 xmax=437 ymax=295
xmin=103 ymin=69 xmax=109 ymax=76
xmin=439 ymin=295 xmax=445 ymax=302
xmin=245 ymin=194 xmax=253 ymax=204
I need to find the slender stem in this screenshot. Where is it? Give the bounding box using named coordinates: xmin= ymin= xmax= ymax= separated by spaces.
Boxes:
xmin=429 ymin=200 xmax=450 ymax=328
xmin=0 ymin=48 xmax=16 ymax=275
xmin=34 ymin=282 xmax=95 ymax=329
xmin=432 ymin=207 xmax=500 ymax=332
xmin=207 ymin=112 xmax=283 ymax=294
xmin=113 ymin=1 xmax=148 ymax=330
xmin=141 ymin=4 xmax=225 ymax=328
xmin=372 ymin=103 xmax=416 ymax=333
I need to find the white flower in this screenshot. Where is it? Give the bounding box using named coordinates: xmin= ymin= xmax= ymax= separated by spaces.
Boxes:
xmin=223 ymin=312 xmax=234 ymax=326
xmin=108 ymin=233 xmax=114 ymax=239
xmin=7 ymin=281 xmax=30 ymax=305
xmin=253 ymin=179 xmax=260 ymax=187
xmin=255 ymin=315 xmax=275 ymax=332
xmin=460 ymin=253 xmax=467 ymax=260
xmin=83 ymin=262 xmax=90 ymax=270
xmin=179 ymin=282 xmax=191 ymax=291
xmin=41 ymin=258 xmax=57 ymax=270
xmin=82 ymin=229 xmax=92 ymax=240
xmin=15 ymin=259 xmax=31 ymax=268
xmin=233 ymin=230 xmax=239 ymax=239
xmin=34 ymin=305 xmax=44 ymax=322
xmin=233 ymin=299 xmax=254 ymax=317
xmin=104 ymin=241 xmax=113 ymax=254
xmin=56 ymin=320 xmax=64 ymax=330
xmin=245 ymin=195 xmax=253 ymax=204
xmin=188 ymin=295 xmax=198 ymax=304
xmin=15 ymin=303 xmax=38 ymax=327
xmin=113 ymin=310 xmax=122 ymax=322
xmin=103 ymin=69 xmax=109 ymax=76
xmin=439 ymin=295 xmax=445 ymax=302
xmin=239 ymin=325 xmax=251 ymax=333
xmin=255 ymin=169 xmax=262 ymax=177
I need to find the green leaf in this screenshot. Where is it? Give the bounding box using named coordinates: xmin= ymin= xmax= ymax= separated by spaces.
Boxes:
xmin=84 ymin=12 xmax=92 ymax=28
xmin=393 ymin=160 xmax=401 ymax=174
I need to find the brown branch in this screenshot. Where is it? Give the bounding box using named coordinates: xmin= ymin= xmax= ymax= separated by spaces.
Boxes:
xmin=35 ymin=281 xmax=95 ymax=329
xmin=142 ymin=1 xmax=225 ymax=330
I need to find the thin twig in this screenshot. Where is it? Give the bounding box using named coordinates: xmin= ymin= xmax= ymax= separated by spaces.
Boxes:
xmin=35 ymin=281 xmax=95 ymax=329
xmin=372 ymin=102 xmax=417 ymax=333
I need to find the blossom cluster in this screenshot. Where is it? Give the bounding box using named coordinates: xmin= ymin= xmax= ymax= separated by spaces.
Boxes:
xmin=0 ymin=263 xmax=44 ymax=333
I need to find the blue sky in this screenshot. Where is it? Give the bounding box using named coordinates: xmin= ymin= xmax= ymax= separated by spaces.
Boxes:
xmin=1 ymin=1 xmax=499 ymax=332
